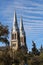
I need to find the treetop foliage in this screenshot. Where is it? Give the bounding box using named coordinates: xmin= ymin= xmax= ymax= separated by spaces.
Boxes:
xmin=0 ymin=23 xmax=9 ymax=37
xmin=0 ymin=22 xmax=9 ymax=46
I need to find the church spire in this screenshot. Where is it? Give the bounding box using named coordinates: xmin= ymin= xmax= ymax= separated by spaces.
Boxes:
xmin=13 ymin=11 xmax=18 ymax=32
xmin=20 ymin=16 xmax=25 ymax=36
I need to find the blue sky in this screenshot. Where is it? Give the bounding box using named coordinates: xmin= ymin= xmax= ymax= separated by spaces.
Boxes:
xmin=0 ymin=0 xmax=43 ymax=51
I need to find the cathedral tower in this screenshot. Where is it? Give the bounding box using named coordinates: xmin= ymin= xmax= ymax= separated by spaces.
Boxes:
xmin=10 ymin=11 xmax=20 ymax=51
xmin=20 ymin=17 xmax=27 ymax=52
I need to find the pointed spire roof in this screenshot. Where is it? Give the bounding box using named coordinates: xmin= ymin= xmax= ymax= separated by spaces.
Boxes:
xmin=20 ymin=16 xmax=24 ymax=31
xmin=13 ymin=11 xmax=19 ymax=32
xmin=20 ymin=16 xmax=25 ymax=36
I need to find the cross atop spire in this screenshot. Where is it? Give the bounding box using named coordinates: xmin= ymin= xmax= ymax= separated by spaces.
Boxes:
xmin=13 ymin=11 xmax=19 ymax=32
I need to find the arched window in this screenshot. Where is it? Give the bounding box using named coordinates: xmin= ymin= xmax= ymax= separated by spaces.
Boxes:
xmin=12 ymin=44 xmax=16 ymax=47
xmin=12 ymin=34 xmax=14 ymax=39
xmin=12 ymin=34 xmax=16 ymax=39
xmin=14 ymin=34 xmax=16 ymax=39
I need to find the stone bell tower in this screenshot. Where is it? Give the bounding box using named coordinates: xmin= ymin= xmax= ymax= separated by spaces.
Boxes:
xmin=20 ymin=17 xmax=27 ymax=52
xmin=10 ymin=11 xmax=20 ymax=51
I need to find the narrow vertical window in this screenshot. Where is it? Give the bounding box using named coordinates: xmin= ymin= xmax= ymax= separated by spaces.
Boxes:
xmin=14 ymin=34 xmax=16 ymax=39
xmin=12 ymin=34 xmax=14 ymax=39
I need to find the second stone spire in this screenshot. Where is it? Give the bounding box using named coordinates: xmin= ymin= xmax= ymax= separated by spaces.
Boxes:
xmin=20 ymin=16 xmax=25 ymax=37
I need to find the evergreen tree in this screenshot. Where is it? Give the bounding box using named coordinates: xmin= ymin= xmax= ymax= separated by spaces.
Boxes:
xmin=40 ymin=45 xmax=43 ymax=53
xmin=32 ymin=41 xmax=40 ymax=55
